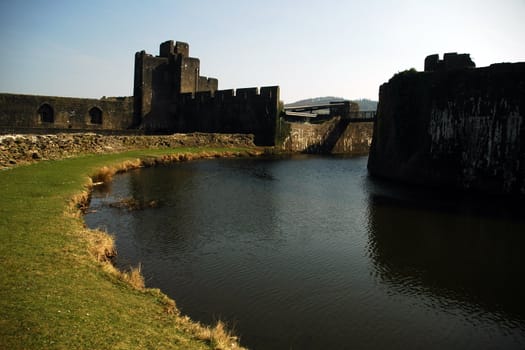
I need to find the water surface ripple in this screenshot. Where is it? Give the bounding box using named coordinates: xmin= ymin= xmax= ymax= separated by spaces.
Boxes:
xmin=85 ymin=156 xmax=525 ymax=350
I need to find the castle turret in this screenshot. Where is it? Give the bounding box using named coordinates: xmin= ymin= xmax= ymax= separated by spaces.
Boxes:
xmin=133 ymin=40 xmax=218 ymax=127
xmin=159 ymin=40 xmax=189 ymax=58
xmin=424 ymin=53 xmax=476 ymax=72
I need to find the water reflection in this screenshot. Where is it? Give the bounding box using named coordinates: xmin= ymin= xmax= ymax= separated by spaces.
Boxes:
xmin=366 ymin=181 xmax=525 ymax=326
xmin=85 ymin=156 xmax=525 ymax=349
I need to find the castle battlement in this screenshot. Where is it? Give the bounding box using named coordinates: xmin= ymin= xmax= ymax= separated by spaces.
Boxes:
xmin=179 ymin=86 xmax=279 ymax=103
xmin=133 ymin=40 xmax=280 ymax=145
xmin=424 ymin=52 xmax=476 ymax=72
xmin=159 ymin=40 xmax=189 ymax=58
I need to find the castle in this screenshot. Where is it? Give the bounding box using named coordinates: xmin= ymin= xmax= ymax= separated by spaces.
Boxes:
xmin=133 ymin=40 xmax=279 ymax=145
xmin=369 ymin=53 xmax=525 ymax=195
xmin=0 ymin=40 xmax=280 ymax=146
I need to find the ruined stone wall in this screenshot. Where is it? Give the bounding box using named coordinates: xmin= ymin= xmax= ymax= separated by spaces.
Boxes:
xmin=279 ymin=117 xmax=373 ymax=154
xmin=0 ymin=132 xmax=256 ymax=169
xmin=0 ymin=93 xmax=134 ymax=132
xmin=368 ymin=62 xmax=525 ymax=195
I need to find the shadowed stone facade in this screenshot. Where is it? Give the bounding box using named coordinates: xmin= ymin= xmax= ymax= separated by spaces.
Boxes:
xmin=0 ymin=40 xmax=280 ymax=146
xmin=133 ymin=40 xmax=279 ymax=145
xmin=424 ymin=52 xmax=476 ymax=72
xmin=368 ymin=54 xmax=525 ymax=195
xmin=0 ymin=94 xmax=134 ymax=133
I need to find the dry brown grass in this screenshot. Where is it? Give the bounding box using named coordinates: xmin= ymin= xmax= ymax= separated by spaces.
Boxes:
xmin=143 ymin=288 xmax=179 ymax=315
xmin=177 ymin=317 xmax=245 ymax=350
xmin=92 ymin=165 xmax=114 ymax=183
xmin=76 ymin=151 xmax=250 ymax=349
xmin=146 ymin=151 xmax=254 ymax=166
xmin=203 ymin=320 xmax=242 ymax=350
xmin=142 ymin=286 xmax=245 ymax=350
xmin=86 ymin=228 xmax=117 ymax=262
xmin=69 ymin=184 xmax=145 ymax=292
xmin=114 ymin=159 xmax=142 ymax=173
xmin=86 ymin=239 xmax=245 ymax=349
xmin=83 ymin=228 xmax=145 ymax=291
xmin=68 ymin=189 xmax=92 ymax=216
xmin=120 ymin=263 xmax=146 ymax=290
xmin=91 ymin=159 xmax=143 ymax=184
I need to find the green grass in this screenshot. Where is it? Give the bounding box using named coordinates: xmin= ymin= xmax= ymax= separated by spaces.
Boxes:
xmin=0 ymin=147 xmax=254 ymax=350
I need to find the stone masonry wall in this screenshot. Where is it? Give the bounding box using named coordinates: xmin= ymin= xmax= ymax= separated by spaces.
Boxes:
xmin=279 ymin=117 xmax=373 ymax=154
xmin=332 ymin=121 xmax=374 ymax=154
xmin=133 ymin=41 xmax=279 ymax=146
xmin=0 ymin=133 xmax=256 ymax=169
xmin=0 ymin=93 xmax=134 ymax=131
xmin=368 ymin=61 xmax=525 ymax=195
xmin=1 ymin=40 xmax=279 ymax=147
xmin=174 ymin=86 xmax=280 ymax=146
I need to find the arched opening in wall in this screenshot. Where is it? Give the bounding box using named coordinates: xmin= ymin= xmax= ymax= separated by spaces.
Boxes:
xmin=38 ymin=104 xmax=54 ymax=123
xmin=89 ymin=107 xmax=103 ymax=124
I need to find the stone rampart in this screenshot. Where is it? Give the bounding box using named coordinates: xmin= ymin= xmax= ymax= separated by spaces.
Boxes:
xmin=368 ymin=58 xmax=525 ymax=195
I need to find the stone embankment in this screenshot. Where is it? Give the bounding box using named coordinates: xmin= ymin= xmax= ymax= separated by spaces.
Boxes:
xmin=278 ymin=118 xmax=373 ymax=154
xmin=0 ymin=132 xmax=256 ymax=169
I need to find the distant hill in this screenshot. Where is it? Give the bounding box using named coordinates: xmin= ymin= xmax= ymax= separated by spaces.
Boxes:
xmin=286 ymin=97 xmax=378 ymax=111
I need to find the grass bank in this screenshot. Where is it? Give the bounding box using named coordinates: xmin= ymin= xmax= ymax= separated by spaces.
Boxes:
xmin=0 ymin=147 xmax=258 ymax=350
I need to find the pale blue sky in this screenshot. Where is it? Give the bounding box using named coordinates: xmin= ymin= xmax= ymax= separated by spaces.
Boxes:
xmin=1 ymin=0 xmax=524 ymax=103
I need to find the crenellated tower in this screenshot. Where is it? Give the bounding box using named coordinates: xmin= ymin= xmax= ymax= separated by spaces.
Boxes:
xmin=133 ymin=40 xmax=218 ymax=126
xmin=133 ymin=40 xmax=279 ymax=145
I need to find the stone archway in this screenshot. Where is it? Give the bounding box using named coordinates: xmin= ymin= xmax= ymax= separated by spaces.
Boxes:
xmin=89 ymin=107 xmax=103 ymax=124
xmin=38 ymin=103 xmax=54 ymax=123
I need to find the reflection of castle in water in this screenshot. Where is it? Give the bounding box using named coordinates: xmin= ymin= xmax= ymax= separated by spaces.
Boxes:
xmin=365 ymin=188 xmax=525 ymax=322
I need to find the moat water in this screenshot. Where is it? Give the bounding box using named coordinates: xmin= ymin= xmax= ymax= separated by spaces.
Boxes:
xmin=85 ymin=156 xmax=525 ymax=350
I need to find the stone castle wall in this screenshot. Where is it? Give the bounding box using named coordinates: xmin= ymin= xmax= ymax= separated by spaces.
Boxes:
xmin=133 ymin=41 xmax=279 ymax=145
xmin=0 ymin=39 xmax=372 ymax=152
xmin=174 ymin=86 xmax=279 ymax=146
xmin=0 ymin=93 xmax=134 ymax=132
xmin=0 ymin=40 xmax=279 ymax=146
xmin=368 ymin=56 xmax=525 ymax=195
